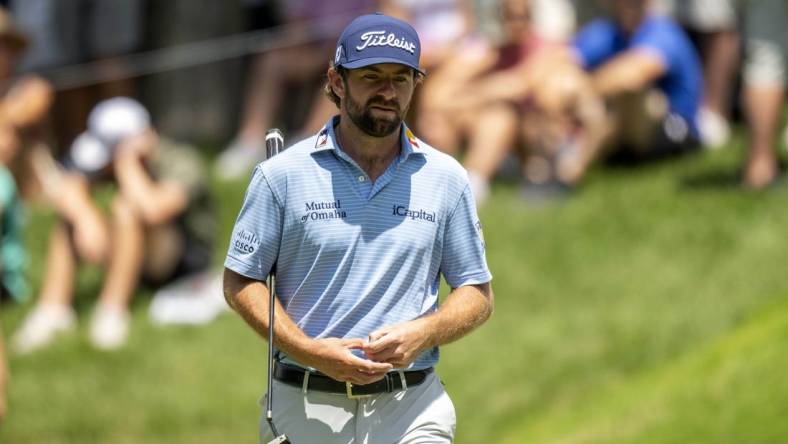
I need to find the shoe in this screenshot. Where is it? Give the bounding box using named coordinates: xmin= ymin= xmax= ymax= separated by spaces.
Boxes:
xmin=149 ymin=271 xmax=228 ymax=326
xmin=520 ymin=178 xmax=572 ymax=205
xmin=698 ymin=107 xmax=730 ymax=150
xmin=89 ymin=304 xmax=130 ymax=350
xmin=11 ymin=304 xmax=76 ymax=354
xmin=214 ymin=138 xmax=266 ymax=181
xmin=783 ymin=126 xmax=788 ymax=152
xmin=467 ymin=171 xmax=490 ymax=207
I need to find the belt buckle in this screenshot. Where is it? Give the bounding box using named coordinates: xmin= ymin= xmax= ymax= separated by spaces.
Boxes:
xmin=346 ymin=381 xmax=373 ymax=399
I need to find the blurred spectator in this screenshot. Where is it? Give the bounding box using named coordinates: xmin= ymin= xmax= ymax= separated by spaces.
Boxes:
xmin=380 ymin=0 xmax=475 ymax=130
xmin=12 ymin=97 xmax=216 ymax=353
xmin=529 ymin=0 xmax=576 ymax=42
xmin=215 ymin=0 xmax=375 ymax=181
xmin=414 ymin=0 xmax=518 ymax=203
xmin=468 ymin=0 xmax=577 ymax=48
xmin=0 ymin=133 xmax=23 ymax=424
xmin=417 ymin=0 xmax=605 ymax=203
xmin=740 ymin=0 xmax=787 ymax=189
xmin=380 ymin=0 xmax=474 ymax=70
xmin=570 ymin=0 xmax=608 ymax=27
xmin=0 ymin=7 xmax=41 ymax=304
xmin=0 ymin=6 xmax=42 ymax=422
xmin=0 ymin=6 xmax=57 ymax=206
xmin=661 ymin=0 xmax=741 ymax=148
xmin=0 ymin=135 xmax=20 ymax=427
xmin=570 ymin=0 xmax=703 ymax=169
xmin=9 ymin=0 xmax=145 ymax=157
xmin=0 ymin=133 xmax=25 ymax=304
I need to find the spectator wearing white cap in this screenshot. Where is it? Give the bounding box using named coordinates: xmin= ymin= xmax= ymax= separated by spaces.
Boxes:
xmin=12 ymin=97 xmax=216 ymax=352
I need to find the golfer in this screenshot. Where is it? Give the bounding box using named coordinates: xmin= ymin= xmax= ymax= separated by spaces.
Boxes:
xmin=223 ymin=12 xmax=493 ymax=443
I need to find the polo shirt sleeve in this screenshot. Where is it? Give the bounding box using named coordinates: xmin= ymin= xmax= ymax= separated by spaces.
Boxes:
xmin=224 ymin=166 xmax=283 ymax=281
xmin=630 ymin=20 xmax=677 ymax=73
xmin=440 ymin=184 xmax=492 ymax=288
xmin=572 ymin=19 xmax=618 ymax=70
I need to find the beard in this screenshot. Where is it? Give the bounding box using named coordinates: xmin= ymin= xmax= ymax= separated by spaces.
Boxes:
xmin=344 ymin=90 xmax=406 ymax=138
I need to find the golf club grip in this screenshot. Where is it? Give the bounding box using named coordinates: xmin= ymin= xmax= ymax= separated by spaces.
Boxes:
xmin=265 ymin=128 xmax=284 ymax=159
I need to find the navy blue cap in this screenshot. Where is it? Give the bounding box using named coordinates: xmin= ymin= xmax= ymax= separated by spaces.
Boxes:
xmin=334 ymin=13 xmax=424 ymax=75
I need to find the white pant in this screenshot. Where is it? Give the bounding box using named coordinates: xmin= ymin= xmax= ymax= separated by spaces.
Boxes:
xmin=259 ymin=372 xmax=456 ymax=444
xmin=659 ymin=0 xmax=739 ymax=31
xmin=744 ymin=0 xmax=788 ymax=88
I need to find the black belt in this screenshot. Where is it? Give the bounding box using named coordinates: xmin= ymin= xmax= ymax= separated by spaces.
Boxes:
xmin=273 ymin=361 xmax=434 ymax=398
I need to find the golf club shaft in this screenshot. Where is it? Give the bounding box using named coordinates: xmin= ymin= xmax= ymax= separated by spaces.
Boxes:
xmin=266 ymin=274 xmax=287 ymax=443
xmin=264 ymin=129 xmax=289 ymax=443
xmin=266 ymin=274 xmax=276 ymax=422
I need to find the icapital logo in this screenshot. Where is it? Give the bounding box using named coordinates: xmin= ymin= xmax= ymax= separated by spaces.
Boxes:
xmin=356 ymin=31 xmax=416 ymax=54
xmin=301 ymin=200 xmax=347 ymax=223
xmin=392 ymin=205 xmax=436 ymax=223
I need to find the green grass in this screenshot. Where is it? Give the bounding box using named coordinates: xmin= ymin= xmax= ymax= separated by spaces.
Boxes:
xmin=3 ymin=135 xmax=788 ymax=443
xmin=497 ymin=294 xmax=788 ymax=444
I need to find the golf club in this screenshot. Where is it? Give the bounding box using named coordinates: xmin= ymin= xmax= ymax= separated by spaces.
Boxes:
xmin=264 ymin=128 xmax=290 ymax=444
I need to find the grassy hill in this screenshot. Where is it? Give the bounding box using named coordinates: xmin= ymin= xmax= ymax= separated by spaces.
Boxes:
xmin=498 ymin=295 xmax=788 ymax=444
xmin=2 ymin=136 xmax=788 ymax=443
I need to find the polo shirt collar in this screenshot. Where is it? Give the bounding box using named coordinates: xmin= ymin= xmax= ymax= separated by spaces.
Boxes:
xmin=312 ymin=116 xmax=426 ymax=163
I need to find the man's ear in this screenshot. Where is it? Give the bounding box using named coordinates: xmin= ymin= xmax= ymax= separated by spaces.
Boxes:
xmin=328 ymin=67 xmax=346 ymax=100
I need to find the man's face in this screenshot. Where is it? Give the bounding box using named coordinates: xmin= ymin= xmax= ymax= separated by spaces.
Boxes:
xmin=501 ymin=0 xmax=532 ymax=42
xmin=609 ymin=0 xmax=649 ymax=34
xmin=340 ymin=64 xmax=416 ymax=137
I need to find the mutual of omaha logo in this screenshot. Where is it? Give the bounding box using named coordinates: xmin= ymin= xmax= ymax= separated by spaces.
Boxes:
xmin=301 ymin=200 xmax=347 ymax=223
xmin=392 ymin=205 xmax=436 ymax=223
xmin=233 ymin=229 xmax=261 ymax=254
xmin=356 ymin=30 xmax=416 ymax=54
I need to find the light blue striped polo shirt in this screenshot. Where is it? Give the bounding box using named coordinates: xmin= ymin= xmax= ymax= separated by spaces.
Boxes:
xmin=225 ymin=116 xmax=492 ymax=370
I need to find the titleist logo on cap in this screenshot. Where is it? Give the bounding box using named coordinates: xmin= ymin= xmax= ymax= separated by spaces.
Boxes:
xmin=356 ymin=30 xmax=416 ymax=54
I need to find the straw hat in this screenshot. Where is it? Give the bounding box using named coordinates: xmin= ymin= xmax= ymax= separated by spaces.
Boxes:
xmin=0 ymin=7 xmax=28 ymax=53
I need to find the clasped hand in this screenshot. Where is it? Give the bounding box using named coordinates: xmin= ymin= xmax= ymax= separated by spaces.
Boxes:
xmin=309 ymin=320 xmax=428 ymax=385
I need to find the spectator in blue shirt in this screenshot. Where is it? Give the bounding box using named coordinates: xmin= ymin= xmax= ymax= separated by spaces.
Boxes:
xmin=571 ymin=0 xmax=703 ymax=163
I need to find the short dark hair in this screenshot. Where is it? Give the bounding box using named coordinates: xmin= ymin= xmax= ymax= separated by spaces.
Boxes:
xmin=323 ymin=64 xmax=347 ymax=108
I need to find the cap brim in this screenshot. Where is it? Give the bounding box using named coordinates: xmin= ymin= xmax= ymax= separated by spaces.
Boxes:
xmin=340 ymin=57 xmax=426 ymax=76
